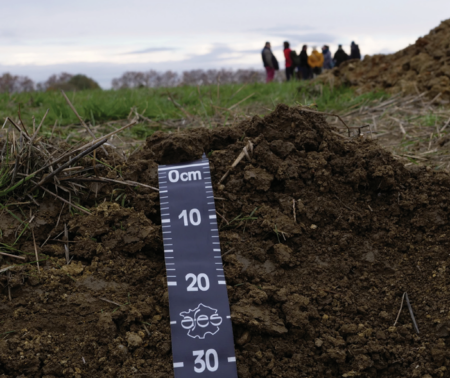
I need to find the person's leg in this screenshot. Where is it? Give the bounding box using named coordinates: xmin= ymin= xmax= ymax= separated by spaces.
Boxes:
xmin=265 ymin=67 xmax=270 ymax=83
xmin=301 ymin=67 xmax=310 ymax=80
xmin=285 ymin=67 xmax=290 ymax=81
xmin=267 ymin=67 xmax=275 ymax=82
xmin=289 ymin=67 xmax=294 ymax=81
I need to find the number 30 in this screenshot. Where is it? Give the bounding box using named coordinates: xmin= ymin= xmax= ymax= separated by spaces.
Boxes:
xmin=193 ymin=349 xmax=219 ymax=373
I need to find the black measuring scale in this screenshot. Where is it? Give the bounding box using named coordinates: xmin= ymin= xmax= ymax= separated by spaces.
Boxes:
xmin=158 ymin=155 xmax=238 ymax=377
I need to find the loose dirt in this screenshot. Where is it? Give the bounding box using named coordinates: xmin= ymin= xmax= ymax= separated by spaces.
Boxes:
xmin=316 ymin=19 xmax=450 ymax=102
xmin=1 ymin=105 xmax=450 ymax=377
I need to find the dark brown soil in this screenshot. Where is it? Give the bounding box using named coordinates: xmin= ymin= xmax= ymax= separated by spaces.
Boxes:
xmin=1 ymin=104 xmax=450 ymax=377
xmin=316 ymin=18 xmax=450 ymax=101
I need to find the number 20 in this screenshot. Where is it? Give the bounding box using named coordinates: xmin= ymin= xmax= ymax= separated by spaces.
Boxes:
xmin=186 ymin=273 xmax=210 ymax=292
xmin=193 ymin=349 xmax=219 ymax=373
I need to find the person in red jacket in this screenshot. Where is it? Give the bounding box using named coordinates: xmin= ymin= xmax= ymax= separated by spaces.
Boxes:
xmin=283 ymin=41 xmax=294 ymax=81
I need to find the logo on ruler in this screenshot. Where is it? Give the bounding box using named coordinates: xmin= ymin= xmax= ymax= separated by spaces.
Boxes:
xmin=180 ymin=303 xmax=223 ymax=339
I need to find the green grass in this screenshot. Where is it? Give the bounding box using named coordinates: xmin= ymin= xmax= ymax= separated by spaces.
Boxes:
xmin=0 ymin=82 xmax=388 ymax=141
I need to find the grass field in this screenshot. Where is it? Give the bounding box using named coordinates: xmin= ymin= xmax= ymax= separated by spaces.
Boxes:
xmin=0 ymin=82 xmax=388 ymax=141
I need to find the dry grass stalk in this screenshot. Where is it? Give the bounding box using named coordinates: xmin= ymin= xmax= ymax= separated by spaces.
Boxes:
xmin=99 ymin=297 xmax=121 ymax=306
xmin=331 ymin=93 xmax=450 ymax=170
xmin=64 ymin=224 xmax=70 ymax=265
xmin=0 ymin=251 xmax=26 ymax=260
xmin=61 ymin=91 xmax=109 ymax=155
xmin=7 ymin=271 xmax=11 ymax=301
xmin=31 ymin=228 xmax=40 ymax=273
xmin=292 ymin=199 xmax=296 ymax=223
xmin=219 ymin=140 xmax=254 ymax=184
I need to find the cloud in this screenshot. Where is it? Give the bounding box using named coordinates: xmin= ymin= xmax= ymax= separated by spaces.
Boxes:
xmin=275 ymin=33 xmax=338 ymax=45
xmin=249 ymin=25 xmax=314 ymax=34
xmin=123 ymin=47 xmax=176 ymax=55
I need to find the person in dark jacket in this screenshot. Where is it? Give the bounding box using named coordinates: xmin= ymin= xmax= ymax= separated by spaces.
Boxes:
xmin=298 ymin=45 xmax=311 ymax=80
xmin=350 ymin=41 xmax=361 ymax=60
xmin=283 ymin=41 xmax=294 ymax=81
xmin=334 ymin=45 xmax=348 ymax=67
xmin=262 ymin=42 xmax=279 ymax=83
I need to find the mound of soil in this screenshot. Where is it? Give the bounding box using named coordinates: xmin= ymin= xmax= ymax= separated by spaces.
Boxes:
xmin=2 ymin=105 xmax=450 ymax=377
xmin=316 ymin=19 xmax=450 ymax=101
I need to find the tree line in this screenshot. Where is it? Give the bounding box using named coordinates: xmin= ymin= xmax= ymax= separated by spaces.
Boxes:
xmin=0 ymin=68 xmax=280 ymax=93
xmin=111 ymin=68 xmax=274 ymax=89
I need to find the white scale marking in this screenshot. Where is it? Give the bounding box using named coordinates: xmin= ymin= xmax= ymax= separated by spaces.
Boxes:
xmin=160 ymin=190 xmax=168 ymax=193
xmin=219 ymin=281 xmax=226 ymax=285
xmin=160 ymin=196 xmax=169 ymax=199
xmin=163 ymin=231 xmax=172 ymax=234
xmin=215 ymin=263 xmax=222 ymax=264
xmin=218 ymin=275 xmax=225 ymax=277
xmin=167 ymin=282 xmax=177 ymax=286
xmin=207 ymin=202 xmax=214 ymax=204
xmin=208 ymin=209 xmax=215 ymax=212
xmin=213 ymin=249 xmax=220 ymax=252
xmin=166 ymin=257 xmax=174 ymax=259
xmin=214 ymin=256 xmax=221 ymax=258
xmin=170 ymin=321 xmax=177 ymax=325
xmin=167 ymin=269 xmax=176 ymax=271
xmin=161 ymin=207 xmax=170 ymax=210
xmin=161 ymin=202 xmax=169 ymax=205
xmin=166 ymin=263 xmax=175 ymax=265
xmin=173 ymin=362 xmax=184 ymax=368
xmin=209 ymin=215 xmax=217 ymax=219
xmin=167 ymin=275 xmax=176 ymax=277
xmin=159 ymin=162 xmax=208 ymax=171
xmin=159 ymin=181 xmax=167 ymax=184
xmin=207 ymin=196 xmax=214 ymax=198
xmin=211 ymin=229 xmax=218 ymax=231
xmin=165 ymin=250 xmax=174 ymax=252
xmin=216 ymin=269 xmax=223 ymax=271
xmin=162 ymin=219 xmax=170 ymax=223
xmin=206 ymin=191 xmax=213 ymax=193
xmin=227 ymin=316 xmax=231 ymax=319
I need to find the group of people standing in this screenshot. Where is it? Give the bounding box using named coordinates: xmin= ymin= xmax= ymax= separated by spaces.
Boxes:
xmin=261 ymin=41 xmax=361 ymax=82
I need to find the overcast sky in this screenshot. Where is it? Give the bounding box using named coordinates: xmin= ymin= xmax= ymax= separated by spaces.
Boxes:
xmin=1 ymin=1 xmax=449 ymax=88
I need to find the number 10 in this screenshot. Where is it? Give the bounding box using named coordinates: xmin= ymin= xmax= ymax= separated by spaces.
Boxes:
xmin=179 ymin=209 xmax=201 ymax=226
